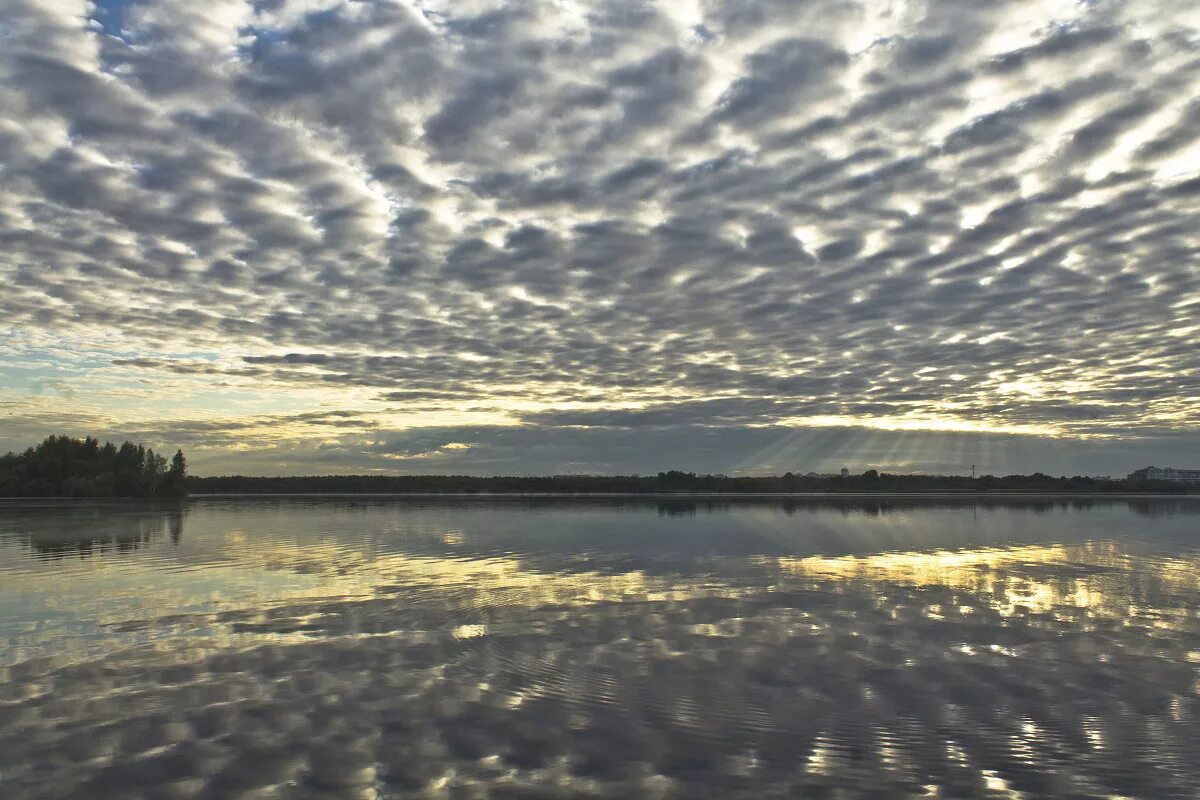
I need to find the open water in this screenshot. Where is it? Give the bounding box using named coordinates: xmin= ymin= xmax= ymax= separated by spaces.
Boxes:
xmin=0 ymin=496 xmax=1198 ymax=799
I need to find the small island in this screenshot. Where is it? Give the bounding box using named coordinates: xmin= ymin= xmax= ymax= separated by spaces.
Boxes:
xmin=0 ymin=435 xmax=187 ymax=498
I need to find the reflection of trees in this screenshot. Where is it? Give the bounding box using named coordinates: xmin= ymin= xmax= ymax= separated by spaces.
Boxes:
xmin=183 ymin=495 xmax=1200 ymax=515
xmin=1129 ymin=499 xmax=1200 ymax=517
xmin=377 ymin=498 xmax=1200 ymax=580
xmin=1 ymin=503 xmax=187 ymax=560
xmin=168 ymin=507 xmax=183 ymax=545
xmin=656 ymin=500 xmax=737 ymax=517
xmin=29 ymin=533 xmax=152 ymax=559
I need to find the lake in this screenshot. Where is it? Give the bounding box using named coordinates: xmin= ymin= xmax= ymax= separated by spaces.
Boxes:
xmin=1 ymin=497 xmax=1198 ymax=799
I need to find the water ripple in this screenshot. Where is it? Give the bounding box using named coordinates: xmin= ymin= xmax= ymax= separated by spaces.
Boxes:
xmin=0 ymin=497 xmax=1198 ymax=798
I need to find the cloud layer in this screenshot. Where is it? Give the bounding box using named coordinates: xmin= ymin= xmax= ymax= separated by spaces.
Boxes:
xmin=1 ymin=0 xmax=1198 ymax=474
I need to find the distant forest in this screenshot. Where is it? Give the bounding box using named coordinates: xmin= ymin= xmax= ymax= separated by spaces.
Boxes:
xmin=188 ymin=469 xmax=1196 ymax=495
xmin=0 ymin=436 xmax=187 ymax=498
xmin=4 ymin=437 xmax=1195 ymax=497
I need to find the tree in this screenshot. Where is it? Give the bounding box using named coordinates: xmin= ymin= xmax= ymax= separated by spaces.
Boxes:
xmin=0 ymin=436 xmax=187 ymax=497
xmin=144 ymin=448 xmax=168 ymax=495
xmin=114 ymin=442 xmax=144 ymax=496
xmin=162 ymin=449 xmax=188 ymax=497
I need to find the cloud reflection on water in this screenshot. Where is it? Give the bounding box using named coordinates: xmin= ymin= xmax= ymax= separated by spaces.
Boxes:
xmin=0 ymin=498 xmax=1198 ymax=799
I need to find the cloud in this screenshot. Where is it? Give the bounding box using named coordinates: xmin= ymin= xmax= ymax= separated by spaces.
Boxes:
xmin=0 ymin=0 xmax=1198 ymax=474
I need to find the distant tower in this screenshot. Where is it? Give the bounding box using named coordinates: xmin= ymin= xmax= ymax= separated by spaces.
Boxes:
xmin=972 ymin=464 xmax=975 ymax=478
xmin=840 ymin=467 xmax=849 ymax=477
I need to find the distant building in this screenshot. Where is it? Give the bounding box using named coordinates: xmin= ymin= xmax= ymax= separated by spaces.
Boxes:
xmin=1127 ymin=466 xmax=1200 ymax=484
xmin=840 ymin=467 xmax=850 ymax=477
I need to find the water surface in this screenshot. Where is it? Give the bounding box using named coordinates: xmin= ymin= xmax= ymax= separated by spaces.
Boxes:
xmin=1 ymin=497 xmax=1198 ymax=799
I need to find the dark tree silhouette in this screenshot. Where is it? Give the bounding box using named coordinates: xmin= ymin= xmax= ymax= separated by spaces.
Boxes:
xmin=163 ymin=449 xmax=188 ymax=498
xmin=3 ymin=436 xmax=1187 ymax=497
xmin=0 ymin=436 xmax=188 ymax=498
xmin=185 ymin=470 xmax=1191 ymax=495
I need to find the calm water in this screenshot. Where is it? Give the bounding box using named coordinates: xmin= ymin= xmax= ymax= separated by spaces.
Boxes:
xmin=1 ymin=497 xmax=1199 ymax=800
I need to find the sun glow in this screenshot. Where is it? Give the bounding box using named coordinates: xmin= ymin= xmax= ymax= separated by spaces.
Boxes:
xmin=773 ymin=415 xmax=1062 ymax=437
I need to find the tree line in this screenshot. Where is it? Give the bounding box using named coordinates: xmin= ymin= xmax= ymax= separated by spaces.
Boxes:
xmin=0 ymin=436 xmax=187 ymax=498
xmin=187 ymin=469 xmax=1195 ymax=495
xmin=3 ymin=437 xmax=1191 ymax=497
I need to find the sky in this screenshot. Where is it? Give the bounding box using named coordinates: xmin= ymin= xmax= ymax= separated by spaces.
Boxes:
xmin=1 ymin=0 xmax=1198 ymax=477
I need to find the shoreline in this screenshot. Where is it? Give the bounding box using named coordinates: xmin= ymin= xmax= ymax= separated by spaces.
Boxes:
xmin=3 ymin=492 xmax=1198 ymax=501
xmin=193 ymin=491 xmax=1200 ymax=498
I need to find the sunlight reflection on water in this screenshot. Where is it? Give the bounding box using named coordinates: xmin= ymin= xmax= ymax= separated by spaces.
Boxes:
xmin=0 ymin=497 xmax=1198 ymax=799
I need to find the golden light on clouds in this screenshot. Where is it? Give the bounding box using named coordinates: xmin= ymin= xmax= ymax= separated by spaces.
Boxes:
xmin=772 ymin=415 xmax=1064 ymax=438
xmin=0 ymin=0 xmax=1197 ymax=475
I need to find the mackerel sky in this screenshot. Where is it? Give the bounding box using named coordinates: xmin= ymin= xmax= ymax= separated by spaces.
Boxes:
xmin=1 ymin=0 xmax=1198 ymax=476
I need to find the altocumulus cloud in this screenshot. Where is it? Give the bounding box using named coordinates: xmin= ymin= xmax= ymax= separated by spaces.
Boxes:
xmin=0 ymin=0 xmax=1198 ymax=476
